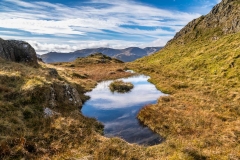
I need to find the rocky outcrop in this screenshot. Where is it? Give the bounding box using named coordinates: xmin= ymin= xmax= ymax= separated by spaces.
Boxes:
xmin=63 ymin=83 xmax=82 ymax=108
xmin=205 ymin=0 xmax=240 ymax=33
xmin=167 ymin=0 xmax=240 ymax=45
xmin=48 ymin=83 xmax=82 ymax=109
xmin=0 ymin=38 xmax=38 ymax=66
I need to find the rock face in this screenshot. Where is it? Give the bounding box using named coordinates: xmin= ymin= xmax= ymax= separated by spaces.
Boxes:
xmin=63 ymin=83 xmax=82 ymax=108
xmin=0 ymin=38 xmax=38 ymax=66
xmin=48 ymin=83 xmax=82 ymax=109
xmin=167 ymin=0 xmax=240 ymax=45
xmin=207 ymin=0 xmax=240 ymax=34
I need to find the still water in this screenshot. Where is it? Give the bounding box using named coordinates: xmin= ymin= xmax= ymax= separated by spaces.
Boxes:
xmin=82 ymin=74 xmax=165 ymax=146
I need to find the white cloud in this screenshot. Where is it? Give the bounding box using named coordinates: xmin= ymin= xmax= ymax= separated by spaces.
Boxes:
xmin=0 ymin=0 xmax=216 ymax=54
xmin=0 ymin=18 xmax=85 ymax=35
xmin=0 ymin=34 xmax=172 ymax=54
xmin=145 ymin=37 xmax=173 ymax=48
xmin=27 ymin=41 xmax=76 ymax=53
xmin=85 ymin=75 xmax=166 ymax=109
xmin=0 ymin=30 xmax=23 ymax=35
xmin=27 ymin=40 xmax=164 ymax=54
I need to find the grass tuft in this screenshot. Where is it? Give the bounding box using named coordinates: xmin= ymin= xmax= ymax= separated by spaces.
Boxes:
xmin=109 ymin=80 xmax=134 ymax=93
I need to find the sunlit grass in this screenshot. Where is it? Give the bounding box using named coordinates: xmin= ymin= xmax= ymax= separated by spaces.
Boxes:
xmin=109 ymin=80 xmax=134 ymax=93
xmin=128 ymin=29 xmax=240 ymax=159
xmin=1 ymin=55 xmax=155 ymax=159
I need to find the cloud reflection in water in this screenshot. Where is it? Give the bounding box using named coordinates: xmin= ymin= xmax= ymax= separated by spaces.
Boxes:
xmin=85 ymin=75 xmax=165 ymax=109
xmin=82 ymin=75 xmax=166 ymax=145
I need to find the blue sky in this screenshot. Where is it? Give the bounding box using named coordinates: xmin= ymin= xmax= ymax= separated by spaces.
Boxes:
xmin=0 ymin=0 xmax=221 ymax=54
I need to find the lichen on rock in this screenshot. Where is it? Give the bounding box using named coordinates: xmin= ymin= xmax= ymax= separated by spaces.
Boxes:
xmin=48 ymin=83 xmax=83 ymax=110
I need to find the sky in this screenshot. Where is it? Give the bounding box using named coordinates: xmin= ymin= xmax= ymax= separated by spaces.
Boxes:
xmin=0 ymin=0 xmax=221 ymax=54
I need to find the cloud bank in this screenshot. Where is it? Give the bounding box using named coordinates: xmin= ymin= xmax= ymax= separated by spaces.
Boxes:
xmin=0 ymin=0 xmax=218 ymax=54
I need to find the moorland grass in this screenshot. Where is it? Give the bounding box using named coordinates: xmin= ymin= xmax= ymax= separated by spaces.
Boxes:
xmin=128 ymin=31 xmax=240 ymax=159
xmin=0 ymin=57 xmax=160 ymax=160
xmin=109 ymin=80 xmax=134 ymax=93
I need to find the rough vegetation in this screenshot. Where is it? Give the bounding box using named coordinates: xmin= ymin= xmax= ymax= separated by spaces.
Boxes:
xmin=72 ymin=52 xmax=124 ymax=64
xmin=0 ymin=59 xmax=101 ymax=159
xmin=109 ymin=80 xmax=134 ymax=93
xmin=0 ymin=51 xmax=157 ymax=159
xmin=128 ymin=0 xmax=240 ymax=159
xmin=1 ymin=0 xmax=240 ymax=159
xmin=51 ymin=53 xmax=131 ymax=83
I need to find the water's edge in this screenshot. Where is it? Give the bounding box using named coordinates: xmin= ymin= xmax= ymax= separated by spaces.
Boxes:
xmin=82 ymin=74 xmax=166 ymax=146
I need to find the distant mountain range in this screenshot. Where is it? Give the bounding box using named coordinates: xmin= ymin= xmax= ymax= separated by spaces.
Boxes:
xmin=39 ymin=47 xmax=162 ymax=63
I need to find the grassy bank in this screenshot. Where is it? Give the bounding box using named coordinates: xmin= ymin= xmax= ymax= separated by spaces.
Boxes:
xmin=109 ymin=80 xmax=134 ymax=93
xmin=0 ymin=55 xmax=162 ymax=159
xmin=128 ymin=31 xmax=240 ymax=159
xmin=1 ymin=34 xmax=239 ymax=160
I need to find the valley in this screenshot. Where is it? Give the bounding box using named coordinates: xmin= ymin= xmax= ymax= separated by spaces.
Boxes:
xmin=40 ymin=47 xmax=162 ymax=63
xmin=0 ymin=0 xmax=240 ymax=159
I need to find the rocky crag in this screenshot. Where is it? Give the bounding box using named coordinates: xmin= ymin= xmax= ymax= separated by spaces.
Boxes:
xmin=0 ymin=38 xmax=81 ymax=111
xmin=168 ymin=0 xmax=240 ymax=45
xmin=0 ymin=38 xmax=38 ymax=66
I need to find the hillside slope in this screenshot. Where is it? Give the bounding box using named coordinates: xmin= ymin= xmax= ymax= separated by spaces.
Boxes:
xmin=40 ymin=47 xmax=162 ymax=63
xmin=129 ymin=0 xmax=240 ymax=159
xmin=1 ymin=46 xmax=159 ymax=159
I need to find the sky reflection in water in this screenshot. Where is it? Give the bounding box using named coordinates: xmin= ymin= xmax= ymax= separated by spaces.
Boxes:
xmin=82 ymin=74 xmax=166 ymax=145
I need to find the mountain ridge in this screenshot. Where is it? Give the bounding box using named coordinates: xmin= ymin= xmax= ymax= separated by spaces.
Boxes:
xmin=40 ymin=47 xmax=162 ymax=63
